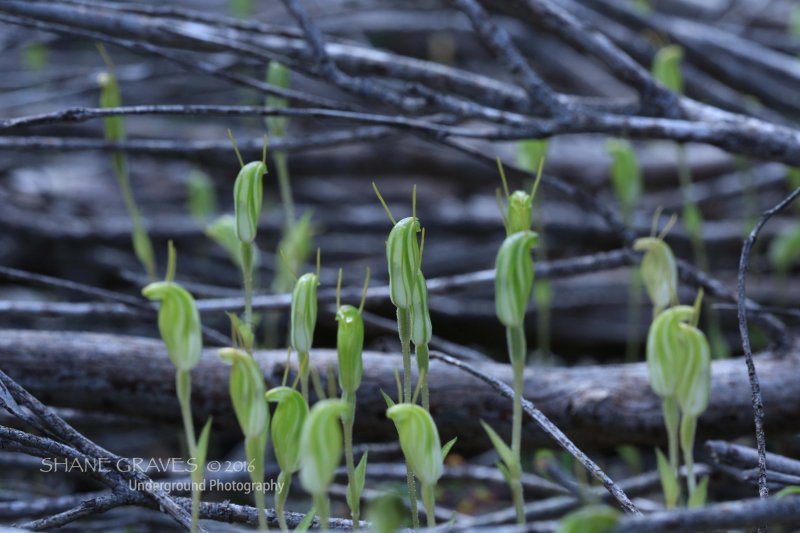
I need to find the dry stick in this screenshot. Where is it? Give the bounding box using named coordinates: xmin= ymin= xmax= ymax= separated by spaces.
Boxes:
xmin=450 ymin=0 xmax=563 ymax=116
xmin=0 ymin=264 xmax=230 ymax=346
xmin=737 ymin=185 xmax=800 ymax=507
xmin=0 ymin=371 xmax=197 ymax=532
xmin=429 ymin=350 xmax=641 ymax=516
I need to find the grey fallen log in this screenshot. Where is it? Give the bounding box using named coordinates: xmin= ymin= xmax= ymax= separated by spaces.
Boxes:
xmin=0 ymin=329 xmax=797 ymax=451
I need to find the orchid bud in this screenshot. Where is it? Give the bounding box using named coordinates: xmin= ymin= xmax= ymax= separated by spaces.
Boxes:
xmin=675 ymin=323 xmax=711 ymax=417
xmin=386 ymin=216 xmax=421 ymax=309
xmin=556 ymin=505 xmax=619 ymax=533
xmin=646 ymin=305 xmax=694 ymax=398
xmin=386 ymin=404 xmax=443 ymax=487
xmin=336 ymin=304 xmax=365 ymax=394
xmin=410 ymin=269 xmax=432 ymax=348
xmin=266 ymin=386 xmax=307 ymax=474
xmin=652 ymin=45 xmax=684 ymax=94
xmin=634 ymin=237 xmax=678 ymax=315
xmin=233 ymin=161 xmax=267 ymax=243
xmin=299 ymin=399 xmax=349 ymax=495
xmin=507 ymin=191 xmax=533 ymax=235
xmin=606 ymin=139 xmax=642 ymax=217
xmin=495 ymin=231 xmax=539 ymax=328
xmin=290 ymin=272 xmax=319 ymax=354
xmin=142 ymin=282 xmax=202 ymax=372
xmin=266 ymin=61 xmax=290 ymax=138
xmin=218 ymin=348 xmax=268 ymax=438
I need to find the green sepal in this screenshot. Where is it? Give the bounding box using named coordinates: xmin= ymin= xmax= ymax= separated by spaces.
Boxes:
xmin=336 ymin=304 xmax=365 ymax=394
xmin=266 ymin=386 xmax=308 ymax=474
xmin=218 ymin=348 xmax=268 ymax=438
xmin=386 ymin=216 xmax=421 ymax=309
xmin=495 ymin=231 xmax=539 ymax=328
xmin=233 ymin=160 xmax=268 ymax=244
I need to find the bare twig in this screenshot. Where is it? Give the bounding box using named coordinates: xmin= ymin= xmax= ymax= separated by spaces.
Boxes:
xmin=428 ymin=350 xmax=641 ymax=515
xmin=737 ymin=185 xmax=800 ymax=504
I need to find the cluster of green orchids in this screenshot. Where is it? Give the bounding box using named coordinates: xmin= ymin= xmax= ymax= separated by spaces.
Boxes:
xmin=636 ymin=215 xmax=713 ymax=508
xmin=143 ymin=137 xmax=454 ymax=532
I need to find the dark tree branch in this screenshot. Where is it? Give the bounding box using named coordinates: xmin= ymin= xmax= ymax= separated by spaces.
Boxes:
xmin=737 ymin=185 xmax=800 ymax=504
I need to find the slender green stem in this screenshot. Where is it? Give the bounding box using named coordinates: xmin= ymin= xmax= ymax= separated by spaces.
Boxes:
xmin=176 ymin=370 xmax=201 ymax=533
xmin=298 ymin=351 xmax=310 ymax=403
xmin=241 ymin=241 xmax=255 ymax=329
xmin=274 ymin=150 xmax=296 ymax=228
xmin=506 ymin=324 xmax=527 ymax=525
xmin=397 ymin=307 xmax=412 ymax=403
xmin=313 ymin=493 xmax=329 ymax=531
xmin=416 ymin=343 xmax=430 ymax=411
xmin=422 ymin=483 xmax=436 ymax=529
xmin=662 ymin=397 xmax=681 ymax=477
xmin=680 ymin=414 xmax=698 ymax=498
xmin=420 ymin=369 xmax=430 ymax=412
xmin=509 ymin=472 xmax=525 ymax=526
xmin=342 ymin=390 xmax=360 ymax=524
xmin=112 ymin=151 xmax=156 ymax=280
xmin=246 ymin=433 xmax=267 ymax=530
xmin=275 ymin=471 xmax=291 ymax=532
xmin=507 ymin=325 xmax=526 ymax=459
xmin=396 ymin=306 xmax=419 ymax=529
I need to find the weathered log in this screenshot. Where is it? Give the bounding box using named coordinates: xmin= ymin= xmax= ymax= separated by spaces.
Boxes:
xmin=1 ymin=329 xmax=797 ymax=452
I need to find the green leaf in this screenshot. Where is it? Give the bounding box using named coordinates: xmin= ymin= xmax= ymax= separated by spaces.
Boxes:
xmin=441 ymin=437 xmax=457 ymax=463
xmin=380 ymin=389 xmax=396 ymax=408
xmin=556 ymin=504 xmax=619 ymax=533
xmin=347 ymin=451 xmax=369 ymax=510
xmin=655 ymin=448 xmax=679 ymax=509
xmin=496 ymin=461 xmax=512 ymax=485
xmin=688 ymin=476 xmax=709 ymax=508
xmin=294 ymin=504 xmax=316 ymax=532
xmin=480 ymin=421 xmax=518 ymax=474
xmin=193 ymin=417 xmax=213 ymax=483
xmin=776 ymin=486 xmax=800 ymax=498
